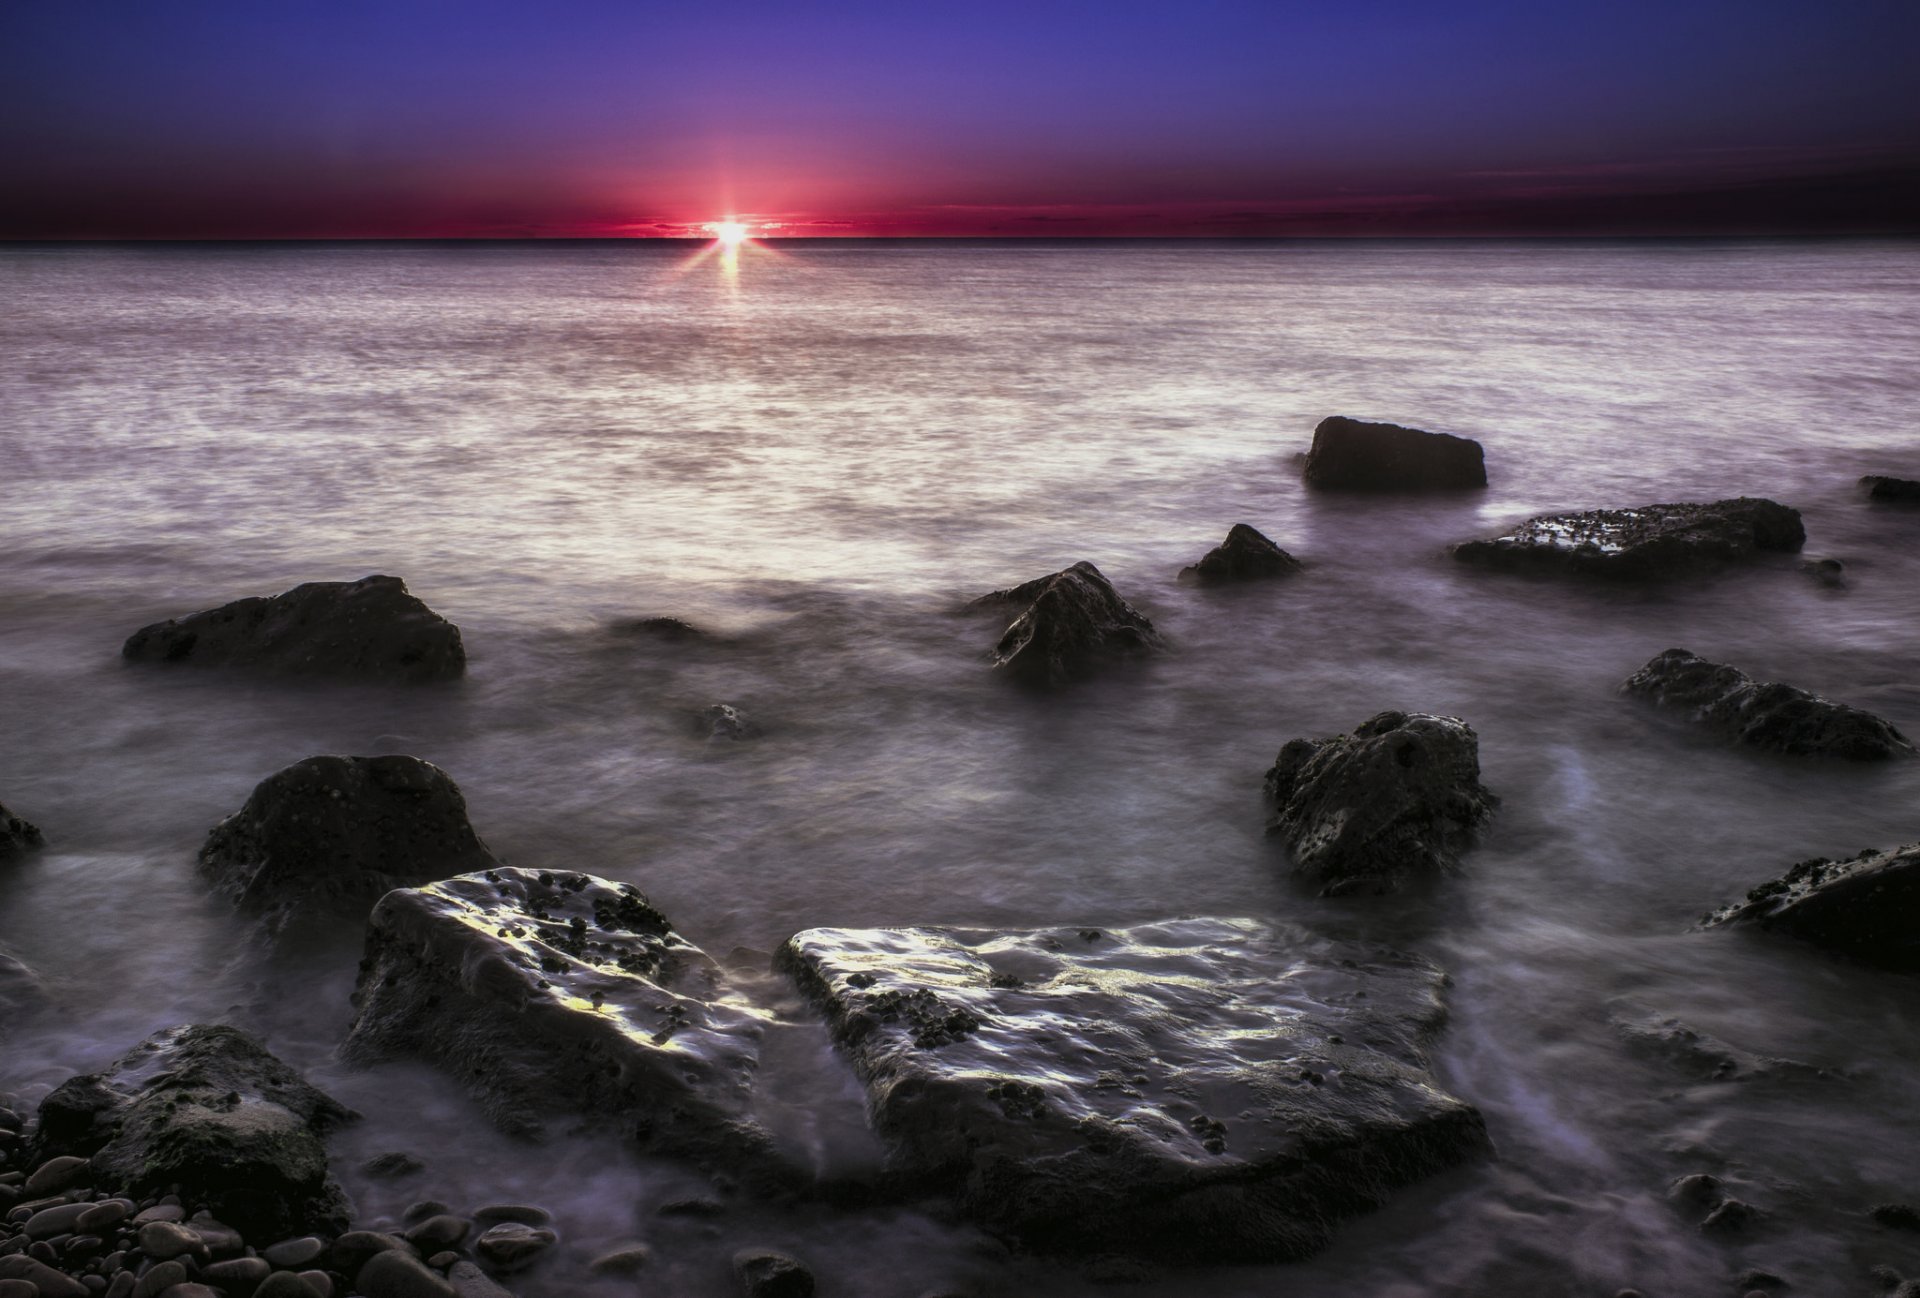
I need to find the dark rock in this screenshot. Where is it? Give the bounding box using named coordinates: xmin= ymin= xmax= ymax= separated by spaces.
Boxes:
xmin=295 ymin=1272 xmax=333 ymax=1298
xmin=1669 ymin=1173 xmax=1725 ymax=1209
xmin=1701 ymin=1199 xmax=1760 ymax=1234
xmin=1702 ymin=843 xmax=1920 ymax=971
xmin=471 ymin=1223 xmax=554 ymax=1273
xmin=732 ymin=1248 xmax=814 ymax=1298
xmin=702 ymin=704 xmax=758 ymax=741
xmin=185 ymin=1213 xmax=243 ymax=1255
xmin=121 ymin=575 xmax=464 ymax=683
xmin=1300 ymin=416 xmax=1487 ymax=491
xmin=657 ymin=1196 xmax=724 ymax=1218
xmin=0 ymin=801 xmax=43 ymax=859
xmin=1801 ymin=557 xmax=1847 ymax=588
xmin=402 ymin=1200 xmax=451 ymax=1225
xmin=1623 ymin=649 xmax=1912 ymax=760
xmin=343 ymin=868 xmax=772 ymax=1168
xmin=1610 ymin=1008 xmax=1832 ymax=1082
xmin=358 ymin=1250 xmax=455 ymax=1298
xmin=203 ymin=1257 xmax=272 ymax=1291
xmin=446 ymin=1261 xmax=516 ymax=1298
xmin=261 ymin=1237 xmax=326 ymax=1269
xmin=405 ymin=1215 xmax=469 ymax=1253
xmin=1875 ymin=1203 xmax=1920 ymax=1230
xmin=158 ymin=1286 xmax=220 ymax=1298
xmin=24 ymin=1156 xmax=89 ymax=1197
xmin=0 ymin=1278 xmax=43 ymax=1298
xmin=588 ymin=1245 xmax=652 ymax=1274
xmin=610 ymin=616 xmax=711 ymax=642
xmin=1179 ymin=524 xmax=1303 ymax=583
xmin=1862 ymin=475 xmax=1920 ymax=503
xmin=1263 ymin=711 xmax=1496 ymax=896
xmin=199 ymin=755 xmax=500 ymax=926
xmin=137 ymin=1221 xmax=206 ymax=1261
xmin=972 ymin=562 xmax=1161 ymax=687
xmin=1737 ymin=1269 xmax=1788 ymax=1291
xmin=1452 ymin=497 xmax=1804 ymax=579
xmin=777 ymin=917 xmax=1490 ymax=1262
xmin=30 ymin=1024 xmax=353 ymax=1240
xmin=329 ymin=1231 xmax=409 ymax=1277
xmin=131 ymin=1264 xmax=188 ymax=1298
xmin=360 ymin=1152 xmax=425 ymax=1180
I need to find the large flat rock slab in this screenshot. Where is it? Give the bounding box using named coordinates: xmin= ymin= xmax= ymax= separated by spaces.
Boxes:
xmin=1452 ymin=497 xmax=1803 ymax=579
xmin=1702 ymin=843 xmax=1920 ymax=971
xmin=1264 ymin=711 xmax=1497 ymax=896
xmin=344 ymin=868 xmax=771 ymax=1169
xmin=972 ymin=561 xmax=1161 ymax=687
xmin=1624 ymin=648 xmax=1913 ymax=760
xmin=777 ymin=918 xmax=1490 ymax=1261
xmin=123 ymin=574 xmax=465 ymax=682
xmin=1302 ymin=415 xmax=1487 ymax=491
xmin=31 ymin=1024 xmax=353 ymax=1240
xmin=201 ymin=755 xmax=501 ymax=926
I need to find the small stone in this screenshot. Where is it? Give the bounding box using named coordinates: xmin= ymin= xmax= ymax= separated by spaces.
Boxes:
xmin=405 ymin=1215 xmax=468 ymax=1253
xmin=261 ymin=1237 xmax=326 ymax=1269
xmin=253 ymin=1276 xmax=320 ymax=1298
xmin=157 ymin=1285 xmax=219 ymax=1298
xmin=0 ymin=1255 xmax=92 ymax=1298
xmin=445 ymin=1261 xmax=515 ymax=1298
xmin=588 ymin=1244 xmax=652 ymax=1274
xmin=295 ymin=1272 xmax=333 ymax=1298
xmin=657 ymin=1197 xmax=724 ymax=1218
xmin=732 ymin=1248 xmax=815 ymax=1298
xmin=427 ymin=1251 xmax=459 ymax=1269
xmin=469 ymin=1206 xmax=549 ymax=1228
xmin=0 ymin=1277 xmax=43 ymax=1298
xmin=104 ymin=1271 xmax=135 ymax=1298
xmin=360 ymin=1153 xmax=425 ymax=1180
xmin=25 ymin=1158 xmax=91 ymax=1197
xmin=185 ymin=1216 xmax=243 ymax=1256
xmin=25 ymin=1200 xmax=93 ymax=1239
xmin=132 ymin=1261 xmax=189 ymax=1298
xmin=1736 ymin=1271 xmax=1787 ymax=1291
xmin=132 ymin=1206 xmax=184 ymax=1226
xmin=204 ymin=1256 xmax=272 ymax=1289
xmin=356 ymin=1249 xmax=455 ymax=1298
xmin=136 ymin=1222 xmax=205 ymax=1262
xmin=1669 ymin=1173 xmax=1724 ymax=1208
xmin=329 ymin=1230 xmax=408 ymax=1276
xmin=77 ymin=1202 xmax=133 ymax=1234
xmin=403 ymin=1202 xmax=451 ymax=1226
xmin=472 ymin=1222 xmax=555 ymax=1272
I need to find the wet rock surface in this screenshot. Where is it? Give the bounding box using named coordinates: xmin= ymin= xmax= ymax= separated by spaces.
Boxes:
xmin=0 ymin=799 xmax=42 ymax=859
xmin=1300 ymin=415 xmax=1487 ymax=491
xmin=1623 ymin=648 xmax=1913 ymax=760
xmin=1862 ymin=474 xmax=1920 ymax=503
xmin=1702 ymin=843 xmax=1920 ymax=971
xmin=122 ymin=574 xmax=466 ymax=682
xmin=972 ymin=561 xmax=1161 ymax=687
xmin=778 ymin=917 xmax=1490 ymax=1262
xmin=1452 ymin=497 xmax=1805 ymax=578
xmin=199 ymin=755 xmax=501 ymax=926
xmin=28 ymin=1024 xmax=353 ymax=1240
xmin=343 ymin=867 xmax=772 ymax=1168
xmin=1263 ymin=711 xmax=1497 ymax=896
xmin=1179 ymin=523 xmax=1303 ymax=583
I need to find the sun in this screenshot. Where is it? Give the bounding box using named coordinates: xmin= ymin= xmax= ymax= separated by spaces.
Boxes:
xmin=710 ymin=220 xmax=750 ymax=248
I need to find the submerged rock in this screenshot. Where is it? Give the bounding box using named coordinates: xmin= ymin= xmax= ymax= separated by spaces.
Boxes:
xmin=1862 ymin=474 xmax=1920 ymax=503
xmin=611 ymin=616 xmax=713 ymax=643
xmin=29 ymin=1024 xmax=353 ymax=1239
xmin=0 ymin=799 xmax=43 ymax=858
xmin=1702 ymin=843 xmax=1920 ymax=971
xmin=123 ymin=574 xmax=465 ymax=682
xmin=1264 ymin=711 xmax=1496 ymax=896
xmin=1452 ymin=497 xmax=1804 ymax=579
xmin=1301 ymin=415 xmax=1487 ymax=491
xmin=973 ymin=561 xmax=1161 ymax=686
xmin=1800 ymin=557 xmax=1847 ymax=589
xmin=200 ymin=755 xmax=500 ymax=926
xmin=1179 ymin=523 xmax=1303 ymax=583
xmin=343 ymin=868 xmax=771 ymax=1169
xmin=702 ymin=702 xmax=759 ymax=741
xmin=1623 ymin=649 xmax=1913 ymax=760
xmin=778 ymin=918 xmax=1489 ymax=1261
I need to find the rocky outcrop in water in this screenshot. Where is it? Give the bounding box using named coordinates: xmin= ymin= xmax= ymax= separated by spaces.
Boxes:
xmin=1301 ymin=416 xmax=1487 ymax=491
xmin=1264 ymin=711 xmax=1496 ymax=896
xmin=123 ymin=574 xmax=466 ymax=682
xmin=972 ymin=561 xmax=1161 ymax=686
xmin=1179 ymin=523 xmax=1303 ymax=583
xmin=200 ymin=755 xmax=501 ymax=926
xmin=28 ymin=1024 xmax=354 ymax=1239
xmin=0 ymin=799 xmax=43 ymax=859
xmin=1702 ymin=844 xmax=1920 ymax=971
xmin=1451 ymin=497 xmax=1804 ymax=579
xmin=1862 ymin=474 xmax=1920 ymax=503
xmin=1623 ymin=649 xmax=1913 ymax=760
xmin=777 ymin=917 xmax=1489 ymax=1261
xmin=344 ymin=868 xmax=772 ymax=1170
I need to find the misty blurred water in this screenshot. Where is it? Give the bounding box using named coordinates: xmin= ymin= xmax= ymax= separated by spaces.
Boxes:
xmin=2 ymin=238 xmax=1918 ymax=1296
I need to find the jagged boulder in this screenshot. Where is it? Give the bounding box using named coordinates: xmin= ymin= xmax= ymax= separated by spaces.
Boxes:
xmin=1301 ymin=416 xmax=1487 ymax=491
xmin=123 ymin=574 xmax=465 ymax=682
xmin=778 ymin=918 xmax=1490 ymax=1261
xmin=1 ymin=799 xmax=43 ymax=858
xmin=1452 ymin=497 xmax=1804 ymax=579
xmin=1264 ymin=711 xmax=1496 ymax=896
xmin=1623 ymin=649 xmax=1912 ymax=760
xmin=1862 ymin=474 xmax=1920 ymax=503
xmin=1702 ymin=844 xmax=1920 ymax=971
xmin=1180 ymin=524 xmax=1303 ymax=583
xmin=30 ymin=1024 xmax=353 ymax=1239
xmin=200 ymin=755 xmax=500 ymax=926
xmin=972 ymin=561 xmax=1161 ymax=686
xmin=343 ymin=868 xmax=772 ymax=1170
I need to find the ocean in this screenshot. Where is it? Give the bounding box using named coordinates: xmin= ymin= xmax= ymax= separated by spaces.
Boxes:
xmin=2 ymin=238 xmax=1918 ymax=1295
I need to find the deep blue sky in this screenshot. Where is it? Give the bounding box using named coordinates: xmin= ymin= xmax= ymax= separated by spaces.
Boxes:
xmin=3 ymin=0 xmax=1916 ymax=236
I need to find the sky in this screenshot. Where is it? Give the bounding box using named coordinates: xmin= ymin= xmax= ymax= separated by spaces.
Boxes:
xmin=2 ymin=0 xmax=1916 ymax=238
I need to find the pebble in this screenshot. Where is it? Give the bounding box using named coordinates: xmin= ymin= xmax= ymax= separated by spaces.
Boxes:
xmin=23 ymin=1159 xmax=91 ymax=1198
xmin=361 ymin=1153 xmax=425 ymax=1180
xmin=469 ymin=1206 xmax=550 ymax=1228
xmin=135 ymin=1222 xmax=205 ymax=1262
xmin=588 ymin=1244 xmax=652 ymax=1274
xmin=445 ymin=1261 xmax=515 ymax=1298
xmin=1702 ymin=1200 xmax=1760 ymax=1234
xmin=356 ymin=1249 xmax=454 ymax=1298
xmin=254 ymin=1276 xmax=321 ymax=1298
xmin=204 ymin=1256 xmax=272 ymax=1288
xmin=261 ymin=1237 xmax=326 ymax=1269
xmin=0 ymin=1278 xmax=41 ymax=1298
xmin=733 ymin=1248 xmax=816 ymax=1298
xmin=131 ymin=1261 xmax=188 ymax=1298
xmin=402 ymin=1202 xmax=450 ymax=1226
xmin=298 ymin=1271 xmax=333 ymax=1298
xmin=157 ymin=1286 xmax=219 ymax=1298
xmin=76 ymin=1202 xmax=133 ymax=1235
xmin=25 ymin=1201 xmax=93 ymax=1239
xmin=427 ymin=1250 xmax=460 ymax=1269
xmin=657 ymin=1197 xmax=725 ymax=1218
xmin=185 ymin=1216 xmax=242 ymax=1256
xmin=330 ymin=1230 xmax=408 ymax=1276
xmin=0 ymin=1257 xmax=90 ymax=1298
xmin=472 ymin=1223 xmax=555 ymax=1272
xmin=104 ymin=1273 xmax=135 ymax=1298
xmin=130 ymin=1207 xmax=183 ymax=1227
xmin=405 ymin=1215 xmax=469 ymax=1253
